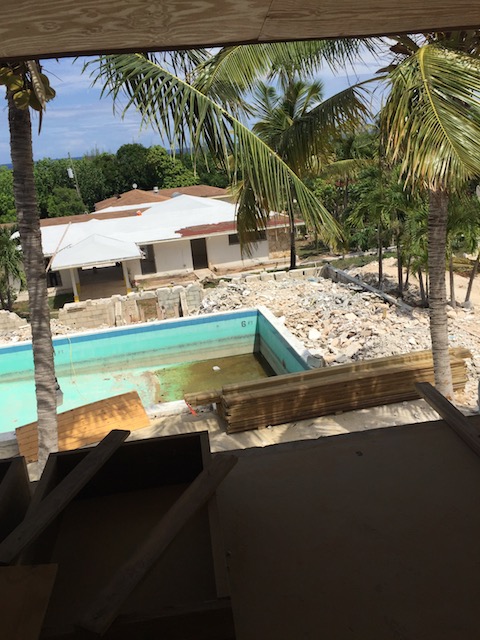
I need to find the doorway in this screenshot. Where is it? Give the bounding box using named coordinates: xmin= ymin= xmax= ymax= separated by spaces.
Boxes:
xmin=190 ymin=238 xmax=208 ymax=269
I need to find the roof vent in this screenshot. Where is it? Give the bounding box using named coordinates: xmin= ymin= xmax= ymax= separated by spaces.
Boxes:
xmin=153 ymin=186 xmax=159 ymax=193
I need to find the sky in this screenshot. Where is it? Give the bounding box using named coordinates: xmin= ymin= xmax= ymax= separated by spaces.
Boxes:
xmin=0 ymin=50 xmax=383 ymax=166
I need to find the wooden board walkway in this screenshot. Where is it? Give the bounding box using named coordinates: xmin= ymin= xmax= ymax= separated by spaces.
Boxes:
xmin=16 ymin=392 xmax=149 ymax=463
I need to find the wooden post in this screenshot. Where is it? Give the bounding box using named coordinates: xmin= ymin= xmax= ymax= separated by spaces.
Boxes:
xmin=70 ymin=268 xmax=79 ymax=302
xmin=122 ymin=262 xmax=132 ymax=294
xmin=415 ymin=382 xmax=480 ymax=458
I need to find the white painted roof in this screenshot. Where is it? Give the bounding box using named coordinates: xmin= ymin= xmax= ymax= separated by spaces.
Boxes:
xmin=42 ymin=194 xmax=288 ymax=270
xmin=42 ymin=195 xmax=238 ymax=262
xmin=51 ymin=234 xmax=142 ymax=270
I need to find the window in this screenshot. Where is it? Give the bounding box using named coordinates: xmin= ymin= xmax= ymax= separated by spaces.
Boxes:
xmin=229 ymin=230 xmax=267 ymax=245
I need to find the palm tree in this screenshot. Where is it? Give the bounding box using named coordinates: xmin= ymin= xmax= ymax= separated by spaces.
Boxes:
xmin=249 ymin=76 xmax=332 ymax=268
xmin=88 ymin=43 xmax=373 ymax=261
xmin=1 ymin=61 xmax=58 ymax=467
xmin=446 ymin=191 xmax=480 ymax=307
xmin=0 ymin=226 xmax=24 ymax=310
xmin=381 ymin=33 xmax=480 ymax=396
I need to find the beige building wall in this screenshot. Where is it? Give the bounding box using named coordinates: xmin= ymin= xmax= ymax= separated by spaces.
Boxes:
xmin=207 ymin=234 xmax=269 ymax=268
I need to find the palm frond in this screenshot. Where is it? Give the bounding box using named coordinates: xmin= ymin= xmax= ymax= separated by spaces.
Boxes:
xmin=88 ymin=53 xmax=341 ymax=245
xmin=321 ymin=158 xmax=374 ymax=179
xmin=382 ymin=44 xmax=480 ymax=191
xmin=276 ymin=82 xmax=373 ymax=176
xmin=194 ymin=39 xmax=381 ymax=106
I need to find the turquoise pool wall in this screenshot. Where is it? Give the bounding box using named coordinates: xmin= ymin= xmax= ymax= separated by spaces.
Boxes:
xmin=0 ymin=309 xmax=310 ymax=432
xmin=257 ymin=310 xmax=310 ymax=375
xmin=0 ymin=310 xmax=259 ymax=379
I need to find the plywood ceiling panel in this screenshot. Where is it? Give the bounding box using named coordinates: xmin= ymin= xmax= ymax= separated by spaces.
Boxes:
xmin=1 ymin=0 xmax=480 ymax=60
xmin=262 ymin=0 xmax=480 ymax=40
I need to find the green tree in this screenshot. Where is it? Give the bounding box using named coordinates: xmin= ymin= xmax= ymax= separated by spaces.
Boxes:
xmin=249 ymin=77 xmax=331 ymax=268
xmin=0 ymin=226 xmax=24 ymax=310
xmin=193 ymin=42 xmax=373 ymax=258
xmin=115 ymin=143 xmax=149 ymax=191
xmin=381 ymin=33 xmax=480 ymax=396
xmin=46 ymin=186 xmax=85 ymax=216
xmin=87 ymin=48 xmax=355 ymax=254
xmin=145 ymin=145 xmax=198 ymax=188
xmin=34 ymin=157 xmax=72 ymax=217
xmin=181 ymin=150 xmax=230 ymax=188
xmin=0 ymin=166 xmax=16 ymax=222
xmin=89 ymin=152 xmax=122 ymax=196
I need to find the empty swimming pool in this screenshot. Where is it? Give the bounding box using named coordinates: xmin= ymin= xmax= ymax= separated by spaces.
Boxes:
xmin=0 ymin=307 xmax=312 ymax=433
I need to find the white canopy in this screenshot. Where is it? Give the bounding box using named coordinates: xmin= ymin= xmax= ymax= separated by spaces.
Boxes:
xmin=51 ymin=234 xmax=142 ymax=270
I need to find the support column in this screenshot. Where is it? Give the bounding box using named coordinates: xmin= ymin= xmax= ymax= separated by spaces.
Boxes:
xmin=122 ymin=261 xmax=132 ymax=294
xmin=70 ymin=268 xmax=79 ymax=302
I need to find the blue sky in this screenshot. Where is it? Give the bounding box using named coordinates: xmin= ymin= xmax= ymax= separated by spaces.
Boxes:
xmin=0 ymin=52 xmax=382 ymax=166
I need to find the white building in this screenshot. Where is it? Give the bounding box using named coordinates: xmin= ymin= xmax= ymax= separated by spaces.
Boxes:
xmin=40 ymin=195 xmax=292 ymax=301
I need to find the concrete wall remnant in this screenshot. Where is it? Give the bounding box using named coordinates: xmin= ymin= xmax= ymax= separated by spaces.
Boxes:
xmin=0 ymin=310 xmax=26 ymax=333
xmin=58 ymin=285 xmax=205 ymax=330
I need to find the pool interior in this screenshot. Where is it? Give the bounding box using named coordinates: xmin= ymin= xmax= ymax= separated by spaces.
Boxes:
xmin=155 ymin=352 xmax=275 ymax=402
xmin=0 ymin=310 xmax=308 ymax=433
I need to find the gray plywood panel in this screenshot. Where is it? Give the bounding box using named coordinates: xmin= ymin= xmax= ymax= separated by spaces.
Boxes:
xmin=217 ymin=419 xmax=480 ymax=639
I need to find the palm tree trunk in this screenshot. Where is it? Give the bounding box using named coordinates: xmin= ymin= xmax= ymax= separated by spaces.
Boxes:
xmin=428 ymin=189 xmax=454 ymax=397
xmin=405 ymin=255 xmax=412 ymax=288
xmin=8 ymin=92 xmax=58 ymax=468
xmin=449 ymin=254 xmax=456 ymax=308
xmin=377 ymin=226 xmax=383 ymax=287
xmin=289 ymin=211 xmax=296 ymax=270
xmin=465 ymin=252 xmax=480 ymax=304
xmin=396 ymin=234 xmax=403 ymax=297
xmin=418 ymin=268 xmax=427 ymax=306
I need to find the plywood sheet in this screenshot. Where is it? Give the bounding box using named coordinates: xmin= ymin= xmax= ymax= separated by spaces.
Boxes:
xmin=217 ymin=417 xmax=480 ymax=640
xmin=0 ymin=565 xmax=57 ymax=640
xmin=1 ymin=0 xmax=480 ymax=60
xmin=16 ymin=392 xmax=149 ymax=463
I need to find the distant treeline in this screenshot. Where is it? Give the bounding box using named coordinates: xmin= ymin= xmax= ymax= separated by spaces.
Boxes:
xmin=0 ymin=143 xmax=229 ymax=222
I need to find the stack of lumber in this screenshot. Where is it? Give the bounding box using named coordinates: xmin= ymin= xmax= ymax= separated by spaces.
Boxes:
xmin=185 ymin=348 xmax=471 ymax=434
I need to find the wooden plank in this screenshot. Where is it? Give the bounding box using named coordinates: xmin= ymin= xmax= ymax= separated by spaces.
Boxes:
xmin=222 ymin=362 xmax=469 ymax=433
xmin=78 ymin=453 xmax=238 ymax=636
xmin=185 ymin=348 xmax=470 ymax=407
xmin=0 ymin=564 xmax=58 ymax=640
xmin=199 ymin=432 xmax=231 ymax=599
xmin=415 ymin=382 xmax=480 ymax=458
xmin=0 ymin=430 xmax=130 ymax=566
xmin=16 ymin=392 xmax=149 ymax=463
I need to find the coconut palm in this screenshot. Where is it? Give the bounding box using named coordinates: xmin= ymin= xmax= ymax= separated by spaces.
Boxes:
xmin=381 ymin=32 xmax=480 ymax=396
xmin=248 ymin=76 xmax=340 ymax=268
xmin=0 ymin=226 xmax=24 ymax=310
xmin=1 ymin=61 xmax=58 ymax=467
xmin=88 ymin=43 xmax=374 ymax=261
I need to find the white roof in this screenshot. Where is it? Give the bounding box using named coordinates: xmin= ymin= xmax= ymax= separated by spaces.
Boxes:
xmin=51 ymin=234 xmax=142 ymax=270
xmin=42 ymin=195 xmax=290 ymax=271
xmin=42 ymin=195 xmax=239 ymax=265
